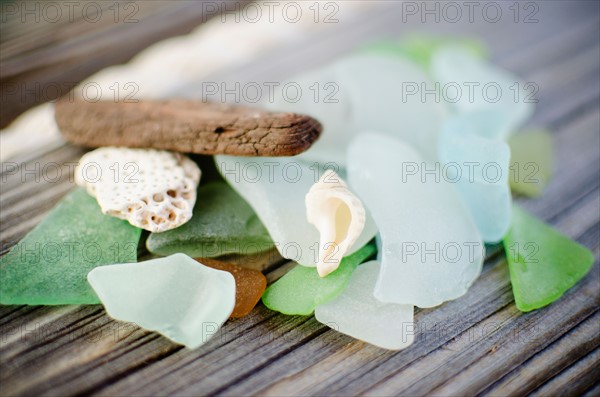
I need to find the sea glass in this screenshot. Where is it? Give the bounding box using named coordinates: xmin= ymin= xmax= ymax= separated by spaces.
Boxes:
xmin=508 ymin=130 xmax=553 ymax=197
xmin=331 ymin=53 xmax=448 ymax=162
xmin=263 ymin=53 xmax=447 ymax=166
xmin=363 ymin=35 xmax=487 ymax=69
xmin=315 ymin=261 xmax=415 ymax=350
xmin=215 ymin=156 xmax=377 ymax=267
xmin=430 ymin=46 xmax=533 ymax=140
xmin=87 ymin=253 xmax=235 ymax=349
xmin=0 ymin=188 xmax=141 ymax=305
xmin=348 ymin=133 xmax=484 ymax=308
xmin=260 ymin=65 xmax=353 ymax=167
xmin=503 ymin=206 xmax=594 ymax=312
xmin=196 ymin=258 xmax=266 ymax=318
xmin=439 ymin=115 xmax=512 ymax=243
xmin=147 ymin=182 xmax=274 ymax=258
xmin=261 ymin=243 xmax=376 ymax=315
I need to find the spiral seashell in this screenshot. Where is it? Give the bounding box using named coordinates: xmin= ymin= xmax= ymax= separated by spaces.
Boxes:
xmin=305 ymin=170 xmax=366 ymax=277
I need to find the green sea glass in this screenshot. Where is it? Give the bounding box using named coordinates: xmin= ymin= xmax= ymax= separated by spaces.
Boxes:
xmin=363 ymin=35 xmax=488 ymax=68
xmin=146 ymin=182 xmax=274 ymax=258
xmin=261 ymin=243 xmax=376 ymax=315
xmin=508 ymin=130 xmax=553 ymax=197
xmin=0 ymin=188 xmax=141 ymax=305
xmin=503 ymin=206 xmax=595 ymax=312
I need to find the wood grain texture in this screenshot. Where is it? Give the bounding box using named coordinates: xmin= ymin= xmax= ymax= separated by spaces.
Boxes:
xmin=0 ymin=0 xmax=249 ymax=128
xmin=54 ymin=99 xmax=322 ymax=156
xmin=1 ymin=1 xmax=599 ymax=396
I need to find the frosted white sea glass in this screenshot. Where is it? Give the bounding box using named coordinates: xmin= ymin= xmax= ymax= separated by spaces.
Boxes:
xmin=332 ymin=53 xmax=448 ymax=162
xmin=87 ymin=253 xmax=235 ymax=349
xmin=263 ymin=53 xmax=448 ymax=167
xmin=347 ymin=133 xmax=484 ymax=308
xmin=315 ymin=261 xmax=415 ymax=350
xmin=261 ymin=66 xmax=354 ymax=167
xmin=430 ymin=46 xmax=533 ymax=140
xmin=215 ymin=156 xmax=377 ymax=267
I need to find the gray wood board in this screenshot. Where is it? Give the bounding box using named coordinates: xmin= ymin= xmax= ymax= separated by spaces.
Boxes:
xmin=0 ymin=1 xmax=599 ymax=396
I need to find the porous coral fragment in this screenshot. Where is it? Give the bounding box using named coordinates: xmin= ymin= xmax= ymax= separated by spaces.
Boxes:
xmin=75 ymin=147 xmax=200 ymax=232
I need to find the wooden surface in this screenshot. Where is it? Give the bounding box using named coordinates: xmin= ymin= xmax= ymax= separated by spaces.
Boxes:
xmin=1 ymin=1 xmax=599 ymax=396
xmin=0 ymin=0 xmax=247 ymax=128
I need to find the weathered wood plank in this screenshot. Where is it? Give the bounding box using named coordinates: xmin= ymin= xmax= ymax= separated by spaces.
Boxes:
xmin=482 ymin=311 xmax=600 ymax=395
xmin=530 ymin=348 xmax=600 ymax=397
xmin=373 ymin=294 xmax=596 ymax=396
xmin=499 ymin=15 xmax=600 ymax=73
xmin=0 ymin=1 xmax=249 ymax=128
xmin=581 ymin=375 xmax=600 ymax=397
xmin=521 ymin=109 xmax=600 ymax=222
xmin=0 ymin=1 xmax=598 ymax=396
xmin=0 ymin=1 xmax=179 ymax=63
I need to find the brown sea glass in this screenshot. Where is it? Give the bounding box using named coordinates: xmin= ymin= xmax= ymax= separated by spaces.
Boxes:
xmin=196 ymin=258 xmax=267 ymax=318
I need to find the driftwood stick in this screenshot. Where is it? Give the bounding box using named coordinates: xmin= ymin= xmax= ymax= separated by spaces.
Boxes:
xmin=54 ymin=98 xmax=322 ymax=156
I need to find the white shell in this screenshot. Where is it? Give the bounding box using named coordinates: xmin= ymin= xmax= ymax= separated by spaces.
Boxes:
xmin=75 ymin=147 xmax=201 ymax=232
xmin=305 ymin=170 xmax=366 ymax=277
xmin=216 ymin=155 xmax=377 ymax=268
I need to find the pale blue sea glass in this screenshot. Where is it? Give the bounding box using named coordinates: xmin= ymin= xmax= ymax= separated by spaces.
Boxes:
xmin=439 ymin=115 xmax=512 ymax=243
xmin=348 ymin=133 xmax=484 ymax=308
xmin=87 ymin=253 xmax=236 ymax=349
